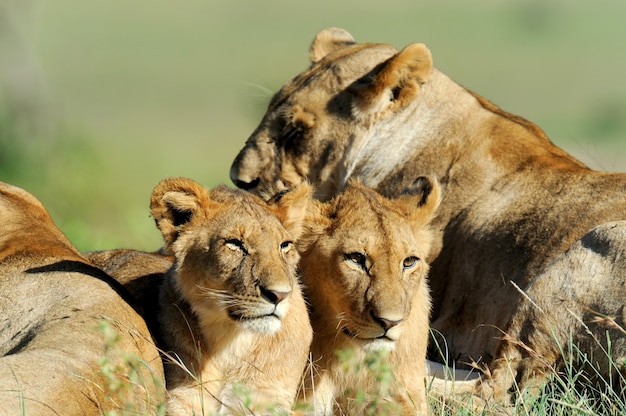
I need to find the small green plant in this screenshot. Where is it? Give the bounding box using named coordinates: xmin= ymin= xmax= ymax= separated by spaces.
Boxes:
xmin=97 ymin=319 xmax=167 ymax=416
xmin=335 ymin=348 xmax=402 ymax=415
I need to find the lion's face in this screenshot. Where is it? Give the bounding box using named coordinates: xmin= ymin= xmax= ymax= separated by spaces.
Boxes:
xmin=230 ymin=28 xmax=432 ymax=199
xmin=150 ymin=178 xmax=311 ymax=334
xmin=299 ymin=178 xmax=440 ymax=351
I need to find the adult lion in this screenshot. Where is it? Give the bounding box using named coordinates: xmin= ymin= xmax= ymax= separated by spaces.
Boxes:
xmin=0 ymin=182 xmax=165 ymax=415
xmin=229 ymin=28 xmax=626 ymax=402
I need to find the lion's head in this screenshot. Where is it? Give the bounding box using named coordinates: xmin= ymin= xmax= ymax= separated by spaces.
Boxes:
xmin=300 ymin=177 xmax=439 ymax=351
xmin=230 ymin=27 xmax=433 ymax=199
xmin=87 ymin=178 xmax=314 ymax=414
xmin=150 ymin=177 xmax=311 ymax=335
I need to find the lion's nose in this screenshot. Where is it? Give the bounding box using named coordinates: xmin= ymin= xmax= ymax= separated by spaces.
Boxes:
xmin=260 ymin=286 xmax=291 ymax=305
xmin=370 ymin=310 xmax=402 ymax=331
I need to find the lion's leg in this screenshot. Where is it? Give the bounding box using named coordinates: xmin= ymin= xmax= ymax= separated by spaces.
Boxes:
xmin=474 ymin=347 xmax=549 ymax=405
xmin=475 ymin=292 xmax=563 ymax=406
xmin=481 ymin=221 xmax=626 ymax=405
xmin=393 ymin=388 xmax=428 ymax=415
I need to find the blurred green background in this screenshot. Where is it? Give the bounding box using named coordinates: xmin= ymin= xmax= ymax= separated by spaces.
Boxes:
xmin=2 ymin=0 xmax=625 ymax=252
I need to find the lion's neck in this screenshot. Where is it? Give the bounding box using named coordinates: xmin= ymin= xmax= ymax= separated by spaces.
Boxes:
xmin=341 ymin=69 xmax=587 ymax=230
xmin=343 ymin=70 xmax=488 ymax=192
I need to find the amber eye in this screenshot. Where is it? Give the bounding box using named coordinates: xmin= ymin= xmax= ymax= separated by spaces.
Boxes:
xmin=346 ymin=252 xmax=366 ymax=269
xmin=402 ymin=256 xmax=419 ymax=270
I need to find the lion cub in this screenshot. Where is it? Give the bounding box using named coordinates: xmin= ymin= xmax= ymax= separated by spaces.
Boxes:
xmin=296 ymin=178 xmax=441 ymax=415
xmin=149 ymin=178 xmax=313 ymax=415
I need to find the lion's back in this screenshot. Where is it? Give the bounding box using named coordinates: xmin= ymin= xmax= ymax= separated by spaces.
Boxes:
xmin=0 ymin=182 xmax=165 ymax=415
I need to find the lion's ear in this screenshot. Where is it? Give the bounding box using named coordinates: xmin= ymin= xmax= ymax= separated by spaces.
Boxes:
xmin=150 ymin=177 xmax=212 ymax=251
xmin=269 ymin=182 xmax=314 ymax=241
xmin=351 ymin=43 xmax=433 ymax=119
xmin=309 ymin=27 xmax=356 ymax=63
xmin=297 ymin=198 xmax=333 ymax=252
xmin=396 ymin=176 xmax=441 ymax=226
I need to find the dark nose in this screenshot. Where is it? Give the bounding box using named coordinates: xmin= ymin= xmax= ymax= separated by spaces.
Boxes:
xmin=232 ymin=177 xmax=260 ymax=191
xmin=260 ymin=286 xmax=291 ymax=305
xmin=370 ymin=310 xmax=401 ymax=331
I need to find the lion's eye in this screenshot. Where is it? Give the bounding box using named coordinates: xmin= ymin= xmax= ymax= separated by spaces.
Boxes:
xmin=225 ymin=239 xmax=247 ymax=254
xmin=402 ymin=256 xmax=419 ymax=270
xmin=280 ymin=241 xmax=293 ymax=253
xmin=345 ymin=252 xmax=366 ymax=269
xmin=279 ymin=125 xmax=301 ymax=145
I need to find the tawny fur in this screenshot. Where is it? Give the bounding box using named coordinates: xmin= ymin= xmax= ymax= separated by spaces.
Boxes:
xmin=0 ymin=182 xmax=164 ymax=415
xmin=229 ymin=27 xmax=626 ymax=405
xmin=296 ymin=178 xmax=440 ymax=415
xmin=92 ymin=178 xmax=314 ymax=415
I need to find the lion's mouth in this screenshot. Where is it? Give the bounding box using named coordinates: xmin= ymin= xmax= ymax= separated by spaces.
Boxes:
xmin=228 ymin=309 xmax=283 ymax=334
xmin=228 ymin=310 xmax=280 ymax=322
xmin=342 ymin=328 xmax=394 ymax=342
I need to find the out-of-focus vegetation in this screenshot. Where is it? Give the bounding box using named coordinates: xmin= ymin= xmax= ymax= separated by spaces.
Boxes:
xmin=2 ymin=0 xmax=625 ymax=252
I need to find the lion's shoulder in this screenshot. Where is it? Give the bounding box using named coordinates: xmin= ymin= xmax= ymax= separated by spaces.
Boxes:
xmin=86 ymin=249 xmax=172 ymax=284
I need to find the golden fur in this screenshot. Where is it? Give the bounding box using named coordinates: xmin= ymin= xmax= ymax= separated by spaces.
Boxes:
xmin=230 ymin=28 xmax=626 ymax=404
xmin=95 ymin=178 xmax=314 ymax=415
xmin=296 ymin=178 xmax=440 ymax=414
xmin=0 ymin=182 xmax=164 ymax=415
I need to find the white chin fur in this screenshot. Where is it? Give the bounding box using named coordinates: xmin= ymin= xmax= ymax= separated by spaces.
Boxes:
xmin=239 ymin=315 xmax=282 ymax=334
xmin=361 ymin=338 xmax=396 ymax=353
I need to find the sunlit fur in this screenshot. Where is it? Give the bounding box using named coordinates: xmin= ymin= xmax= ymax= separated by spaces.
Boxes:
xmin=148 ymin=177 xmax=313 ymax=415
xmin=0 ymin=182 xmax=163 ymax=415
xmin=296 ymin=179 xmax=441 ymax=415
xmin=195 ymin=284 xmax=286 ymax=334
xmin=230 ymin=27 xmax=626 ymax=405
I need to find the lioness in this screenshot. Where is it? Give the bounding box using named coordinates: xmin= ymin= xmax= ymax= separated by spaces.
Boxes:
xmin=0 ymin=182 xmax=164 ymax=415
xmin=296 ymin=177 xmax=440 ymax=415
xmin=229 ymin=28 xmax=626 ymax=402
xmin=110 ymin=178 xmax=313 ymax=415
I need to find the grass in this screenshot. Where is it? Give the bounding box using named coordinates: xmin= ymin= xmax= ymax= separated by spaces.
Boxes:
xmin=96 ymin=319 xmax=167 ymax=416
xmin=147 ymin=333 xmax=626 ymax=415
xmin=427 ymin=325 xmax=626 ymax=416
xmin=334 ymin=349 xmax=402 ymax=415
xmin=43 ymin=328 xmax=626 ymax=416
